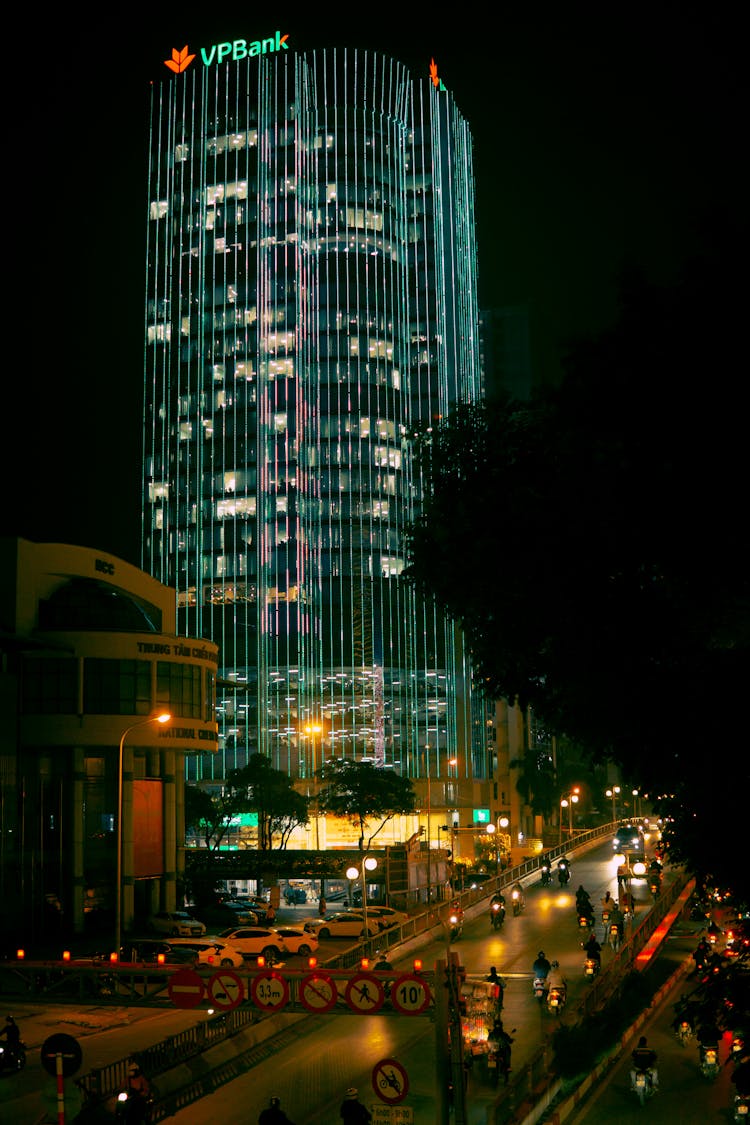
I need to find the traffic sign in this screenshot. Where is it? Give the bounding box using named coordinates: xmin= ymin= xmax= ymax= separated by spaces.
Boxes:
xmin=345 ymin=972 xmax=385 ymax=1014
xmin=40 ymin=1033 xmax=82 ymax=1079
xmin=390 ymin=973 xmax=431 ymax=1015
xmin=167 ymin=968 xmax=205 ymax=1009
xmin=299 ymin=971 xmax=338 ymax=1014
xmin=250 ymin=971 xmax=289 ymax=1012
xmin=207 ymin=969 xmax=244 ymax=1011
xmin=372 ymin=1057 xmax=409 ymax=1103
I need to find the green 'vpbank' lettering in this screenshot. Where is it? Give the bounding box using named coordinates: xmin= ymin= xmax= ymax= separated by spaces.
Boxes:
xmin=200 ymin=31 xmax=290 ymax=66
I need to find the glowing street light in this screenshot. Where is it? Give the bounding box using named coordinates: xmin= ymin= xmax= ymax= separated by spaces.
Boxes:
xmin=346 ymin=856 xmax=378 ymax=941
xmin=559 ymin=789 xmax=580 ymax=844
xmin=606 ymin=786 xmax=621 ymax=822
xmin=115 ymin=713 xmax=170 ymax=959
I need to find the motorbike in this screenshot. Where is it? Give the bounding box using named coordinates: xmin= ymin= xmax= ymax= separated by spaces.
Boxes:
xmin=547 ymin=985 xmax=566 ymax=1016
xmin=0 ymin=1041 xmax=27 ymax=1075
xmin=676 ymin=1018 xmax=693 ymax=1046
xmin=532 ymin=977 xmax=547 ymax=1002
xmin=578 ymin=910 xmax=594 ymax=930
xmin=448 ymin=913 xmax=463 ymax=942
xmin=511 ymin=888 xmax=525 ymax=917
xmin=602 ymin=908 xmax=611 ymax=927
xmin=734 ymin=1093 xmax=750 ymax=1122
xmin=632 ymin=1067 xmax=656 ymax=1106
xmin=609 ymin=923 xmax=621 ymax=952
xmin=648 ymin=877 xmax=661 ymax=898
xmin=116 ymin=1088 xmax=153 ymax=1124
xmin=540 ymin=863 xmax=552 ymax=887
xmin=557 ymin=861 xmax=570 ymax=886
xmin=583 ymin=957 xmax=599 ymax=980
xmin=699 ymin=1042 xmax=720 ymax=1079
xmin=486 ymin=1027 xmax=515 ymax=1087
xmin=490 ymin=901 xmax=505 ymax=930
xmin=730 ymin=1031 xmax=747 ymax=1063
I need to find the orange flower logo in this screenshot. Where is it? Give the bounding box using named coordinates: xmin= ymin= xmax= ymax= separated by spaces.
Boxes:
xmin=164 ymin=46 xmax=196 ymax=74
xmin=429 ymin=59 xmax=440 ymax=88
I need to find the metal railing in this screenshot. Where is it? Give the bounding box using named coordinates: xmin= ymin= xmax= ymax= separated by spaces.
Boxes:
xmin=72 ymin=825 xmax=623 ymax=1107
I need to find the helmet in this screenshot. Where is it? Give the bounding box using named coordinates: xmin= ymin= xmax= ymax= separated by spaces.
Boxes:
xmin=537 ymin=951 xmax=545 ymax=959
xmin=128 ymin=1063 xmax=141 ymax=1075
xmin=638 ymin=1036 xmax=647 ymax=1047
xmin=270 ymin=1097 xmax=281 ymax=1108
xmin=346 ymin=1088 xmax=358 ymax=1099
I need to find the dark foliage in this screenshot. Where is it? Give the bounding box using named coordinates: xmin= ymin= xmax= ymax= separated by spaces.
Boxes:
xmin=406 ymin=226 xmax=748 ymax=893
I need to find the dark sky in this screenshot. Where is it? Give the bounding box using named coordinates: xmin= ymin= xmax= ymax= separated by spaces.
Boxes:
xmin=4 ymin=6 xmax=744 ymax=566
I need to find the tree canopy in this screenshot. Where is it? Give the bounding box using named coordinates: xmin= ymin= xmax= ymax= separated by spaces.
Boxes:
xmin=185 ymin=755 xmax=308 ymax=851
xmin=405 ymin=233 xmax=748 ymax=893
xmin=317 ymin=759 xmax=417 ymax=850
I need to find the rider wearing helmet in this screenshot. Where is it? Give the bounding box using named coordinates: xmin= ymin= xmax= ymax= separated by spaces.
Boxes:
xmin=0 ymin=1016 xmax=20 ymax=1052
xmin=533 ymin=951 xmax=552 ymax=979
xmin=259 ymin=1095 xmax=297 ymax=1124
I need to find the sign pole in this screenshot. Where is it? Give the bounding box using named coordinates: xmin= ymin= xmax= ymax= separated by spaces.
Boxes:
xmin=56 ymin=1052 xmax=65 ymax=1125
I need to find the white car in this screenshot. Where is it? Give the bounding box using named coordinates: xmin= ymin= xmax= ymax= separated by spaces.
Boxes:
xmin=216 ymin=926 xmax=287 ymax=964
xmin=166 ymin=938 xmax=245 ymax=968
xmin=309 ymin=911 xmax=380 ymax=939
xmin=146 ymin=911 xmax=206 ymax=937
xmin=272 ymin=925 xmax=320 ymax=957
xmin=360 ymin=906 xmax=409 ymax=930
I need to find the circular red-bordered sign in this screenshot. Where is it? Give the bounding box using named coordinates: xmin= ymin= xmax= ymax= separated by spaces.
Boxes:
xmin=372 ymin=1057 xmax=409 ymax=1103
xmin=345 ymin=972 xmax=385 ymax=1013
xmin=167 ymin=968 xmax=205 ymax=1009
xmin=207 ymin=969 xmax=244 ymax=1011
xmin=250 ymin=971 xmax=289 ymax=1011
xmin=299 ymin=971 xmax=338 ymax=1014
xmin=390 ymin=972 xmax=432 ymax=1015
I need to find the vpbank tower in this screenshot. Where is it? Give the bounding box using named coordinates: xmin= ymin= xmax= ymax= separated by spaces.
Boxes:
xmin=142 ymin=32 xmax=486 ymax=814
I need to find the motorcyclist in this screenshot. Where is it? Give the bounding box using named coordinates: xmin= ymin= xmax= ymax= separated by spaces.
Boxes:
xmin=609 ymin=903 xmax=625 ymax=940
xmin=126 ymin=1062 xmax=151 ymax=1101
xmin=373 ymin=952 xmax=393 ymax=971
xmin=485 ymin=966 xmax=505 ymax=1011
xmin=557 ymin=859 xmax=570 ymax=885
xmin=601 ymin=890 xmax=614 ymax=918
xmin=510 ymin=881 xmax=524 ymax=905
xmin=259 ymin=1095 xmax=297 ymax=1125
xmin=575 ymin=885 xmax=591 ymax=908
xmin=487 ymin=1018 xmax=514 ymax=1084
xmin=533 ymin=950 xmax=552 ymax=981
xmin=491 ymin=890 xmax=506 ymax=906
xmin=547 ymin=960 xmax=567 ymax=994
xmin=583 ymin=934 xmax=602 ymax=966
xmin=0 ymin=1016 xmax=20 ymax=1055
xmin=630 ymin=1035 xmax=659 ymax=1091
xmin=692 ymin=936 xmax=711 ymax=973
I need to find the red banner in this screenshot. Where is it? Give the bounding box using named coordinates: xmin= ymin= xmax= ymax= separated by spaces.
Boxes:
xmin=133 ymin=780 xmax=164 ymax=877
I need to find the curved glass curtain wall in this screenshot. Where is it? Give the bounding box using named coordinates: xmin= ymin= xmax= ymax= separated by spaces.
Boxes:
xmin=142 ymin=48 xmax=484 ymax=790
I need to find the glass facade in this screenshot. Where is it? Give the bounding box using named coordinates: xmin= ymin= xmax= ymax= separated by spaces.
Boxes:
xmin=142 ymin=47 xmax=484 ymax=788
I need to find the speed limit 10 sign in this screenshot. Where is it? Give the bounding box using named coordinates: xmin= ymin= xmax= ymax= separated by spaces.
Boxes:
xmin=390 ymin=973 xmax=431 ymax=1015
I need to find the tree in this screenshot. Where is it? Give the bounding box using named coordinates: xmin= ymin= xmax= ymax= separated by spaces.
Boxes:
xmin=405 ymin=233 xmax=749 ymax=894
xmin=185 ymin=755 xmax=309 ymax=852
xmin=317 ymin=760 xmax=417 ymax=850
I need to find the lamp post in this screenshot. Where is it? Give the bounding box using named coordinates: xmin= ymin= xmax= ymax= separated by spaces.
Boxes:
xmin=632 ymin=788 xmax=641 ymax=820
xmin=606 ymin=786 xmax=621 ymax=823
xmin=346 ymin=856 xmax=377 ymax=941
xmin=559 ymin=789 xmax=579 ymax=843
xmin=115 ymin=713 xmax=170 ymax=959
xmin=303 ymin=723 xmax=323 ymax=849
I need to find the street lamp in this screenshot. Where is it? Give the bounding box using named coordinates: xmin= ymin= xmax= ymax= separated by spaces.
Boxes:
xmin=346 ymin=856 xmax=378 ymax=941
xmin=559 ymin=789 xmax=579 ymax=843
xmin=115 ymin=713 xmax=171 ymax=959
xmin=606 ymin=786 xmax=621 ymax=823
xmin=632 ymin=788 xmax=641 ymax=819
xmin=302 ymin=722 xmax=324 ymax=849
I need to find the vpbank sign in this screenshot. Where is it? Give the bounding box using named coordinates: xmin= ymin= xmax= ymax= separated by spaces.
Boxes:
xmin=165 ymin=31 xmax=290 ymax=74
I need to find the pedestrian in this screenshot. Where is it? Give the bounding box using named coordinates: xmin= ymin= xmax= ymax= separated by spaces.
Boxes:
xmin=340 ymin=1087 xmax=372 ymax=1123
xmin=258 ymin=1095 xmax=296 ymax=1124
xmin=319 ymin=895 xmax=327 ymax=917
xmin=264 ymin=902 xmax=276 ymax=924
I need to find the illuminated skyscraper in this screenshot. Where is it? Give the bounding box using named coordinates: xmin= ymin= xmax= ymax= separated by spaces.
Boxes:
xmin=142 ymin=36 xmax=484 ymax=796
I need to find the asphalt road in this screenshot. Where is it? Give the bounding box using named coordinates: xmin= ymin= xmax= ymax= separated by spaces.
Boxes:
xmin=0 ymin=844 xmax=721 ymax=1125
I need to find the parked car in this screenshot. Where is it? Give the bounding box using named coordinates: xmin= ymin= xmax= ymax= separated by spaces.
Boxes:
xmin=272 ymin=925 xmax=319 ymax=957
xmin=166 ymin=938 xmax=246 ymax=968
xmin=359 ymin=906 xmax=409 ymax=930
xmin=195 ymin=903 xmax=259 ymax=928
xmin=146 ymin=911 xmax=206 ymax=937
xmin=216 ymin=926 xmax=287 ymax=964
xmin=122 ymin=940 xmax=201 ymax=967
xmin=306 ymin=911 xmax=380 ymax=939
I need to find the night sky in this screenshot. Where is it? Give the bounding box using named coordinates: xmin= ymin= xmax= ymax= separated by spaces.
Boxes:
xmin=4 ymin=7 xmax=744 ymax=566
